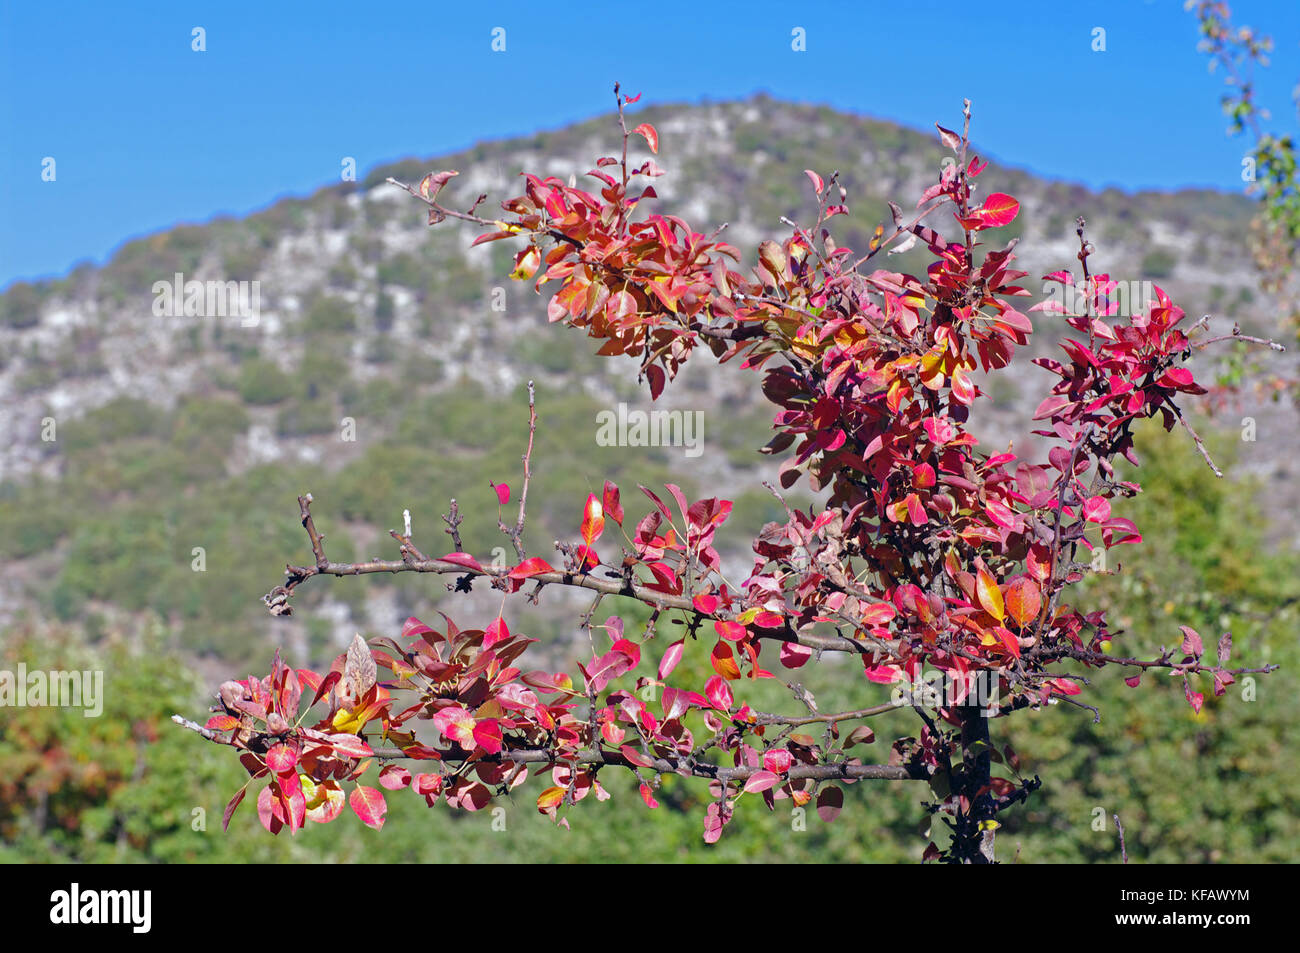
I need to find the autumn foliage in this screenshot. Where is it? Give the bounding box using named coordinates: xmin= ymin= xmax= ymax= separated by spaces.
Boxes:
xmin=188 ymin=88 xmax=1278 ymax=862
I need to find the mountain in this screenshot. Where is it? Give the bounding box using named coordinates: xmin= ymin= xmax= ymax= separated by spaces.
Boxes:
xmin=0 ymin=95 xmax=1293 ymax=670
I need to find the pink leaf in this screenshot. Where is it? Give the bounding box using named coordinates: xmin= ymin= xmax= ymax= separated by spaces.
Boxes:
xmin=378 ymin=765 xmax=412 ymax=790
xmin=705 ymin=675 xmax=733 ymax=711
xmin=1179 ymin=625 xmax=1204 ymax=659
xmin=633 ymin=123 xmax=659 ymax=154
xmin=265 ymin=744 xmax=298 ymax=775
xmin=779 ymin=641 xmax=812 ymax=669
xmin=659 ymin=638 xmax=686 ymax=679
xmin=349 ymin=785 xmax=387 ymax=830
xmin=763 ymin=749 xmax=793 ymax=774
xmin=1082 ymin=496 xmax=1111 ymax=523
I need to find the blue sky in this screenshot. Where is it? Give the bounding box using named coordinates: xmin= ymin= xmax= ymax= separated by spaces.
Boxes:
xmin=2 ymin=0 xmax=1298 ymax=290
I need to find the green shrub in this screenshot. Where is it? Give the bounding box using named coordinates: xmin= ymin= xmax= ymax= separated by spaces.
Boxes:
xmin=1141 ymin=248 xmax=1178 ymax=279
xmin=0 ymin=280 xmax=43 ymax=328
xmin=305 ymin=295 xmax=357 ymax=333
xmin=277 ymin=399 xmax=338 ymax=437
xmin=237 ymin=358 xmax=294 ymax=404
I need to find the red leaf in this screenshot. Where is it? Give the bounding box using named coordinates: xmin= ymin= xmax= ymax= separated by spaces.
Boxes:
xmin=639 ymin=783 xmax=659 ymax=808
xmin=484 ymin=616 xmax=510 ymax=649
xmin=693 ymin=593 xmax=719 ymax=614
xmin=1049 ymin=678 xmax=1081 ymax=697
xmin=804 ymin=169 xmax=824 ymax=195
xmin=581 ymin=493 xmax=605 ymax=547
xmin=349 ymin=785 xmax=387 ymax=830
xmin=602 ymin=480 xmax=624 ymax=524
xmin=995 ymin=626 xmax=1020 ymax=659
xmin=620 ymin=745 xmax=655 ymax=768
xmin=472 ymin=718 xmax=503 ymax=754
xmin=976 ymin=193 xmax=1020 ymax=228
xmin=816 ymin=785 xmax=844 ymax=822
xmin=1004 ymin=577 xmax=1042 ymax=628
xmin=508 ymin=557 xmax=554 ymax=579
xmin=710 ymin=641 xmax=741 ymax=680
xmin=440 ymin=551 xmax=483 ymax=572
xmin=471 ymin=230 xmax=517 ymax=246
xmin=222 ymin=787 xmax=246 ymax=832
xmin=491 ymin=482 xmax=511 ymax=505
xmin=645 ymin=364 xmax=666 ymax=399
xmin=714 ymin=619 xmax=748 ymax=642
xmin=633 ymin=123 xmax=659 ymax=154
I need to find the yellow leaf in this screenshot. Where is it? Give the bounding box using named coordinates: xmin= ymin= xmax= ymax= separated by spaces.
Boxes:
xmin=332 ymin=707 xmax=365 ymax=735
xmin=537 ymin=786 xmax=565 ymax=811
xmin=976 ymin=568 xmax=1005 ymax=622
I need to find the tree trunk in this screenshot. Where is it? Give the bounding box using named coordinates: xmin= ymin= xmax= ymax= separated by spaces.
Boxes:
xmin=950 ymin=704 xmax=997 ymax=863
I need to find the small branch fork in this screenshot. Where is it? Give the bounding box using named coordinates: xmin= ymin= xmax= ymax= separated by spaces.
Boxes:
xmin=264 ymin=501 xmax=869 ymax=657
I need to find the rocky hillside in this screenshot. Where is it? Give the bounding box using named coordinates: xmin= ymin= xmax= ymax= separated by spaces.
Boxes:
xmin=1 ymin=95 xmax=1293 ymax=669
